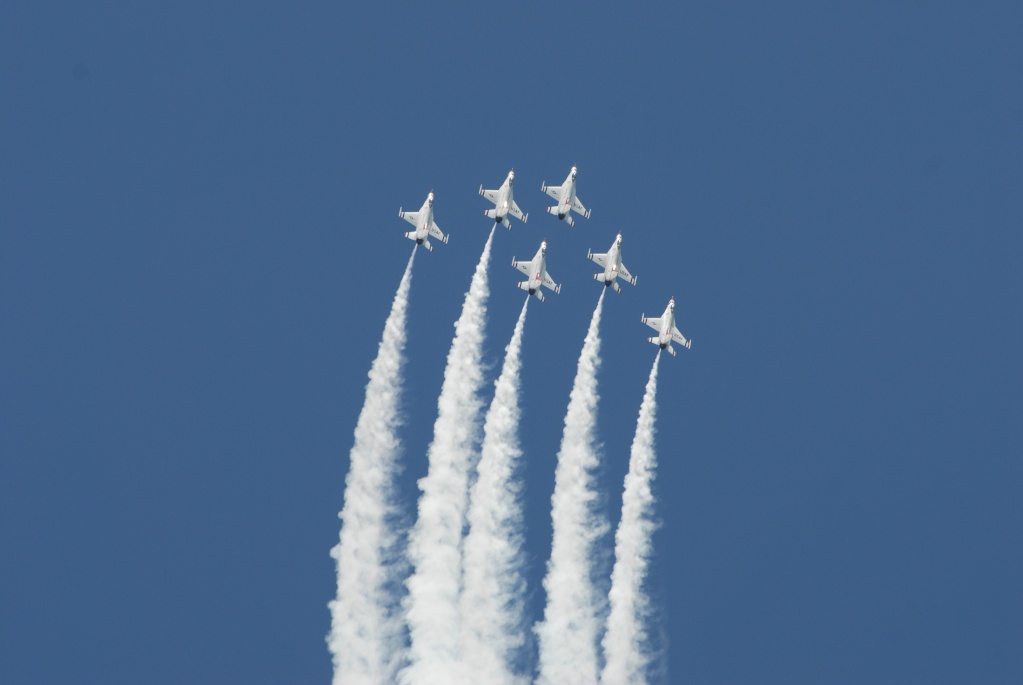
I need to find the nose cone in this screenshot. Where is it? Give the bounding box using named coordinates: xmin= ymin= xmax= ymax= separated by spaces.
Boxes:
xmin=540 ymin=240 xmax=547 ymax=253
xmin=508 ymin=170 xmax=515 ymax=182
xmin=571 ymin=165 xmax=578 ymax=178
xmin=616 ymin=232 xmax=623 ymax=245
xmin=428 ymin=191 xmax=434 ymax=205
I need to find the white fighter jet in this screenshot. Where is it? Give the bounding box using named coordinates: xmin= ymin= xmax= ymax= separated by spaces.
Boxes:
xmin=541 ymin=165 xmax=591 ymax=227
xmin=587 ymin=232 xmax=636 ymax=293
xmin=511 ymin=240 xmax=561 ymax=302
xmin=479 ymin=170 xmax=528 ymax=229
xmin=641 ymin=296 xmax=692 ymax=357
xmin=398 ymin=191 xmax=449 ymax=252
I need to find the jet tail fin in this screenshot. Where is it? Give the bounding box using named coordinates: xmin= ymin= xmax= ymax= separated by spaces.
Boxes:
xmin=648 ymin=336 xmax=675 ymax=355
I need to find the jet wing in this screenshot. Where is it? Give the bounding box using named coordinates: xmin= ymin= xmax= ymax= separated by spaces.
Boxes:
xmin=589 ymin=252 xmax=608 ymax=268
xmin=618 ymin=262 xmax=636 ymax=284
xmin=512 ymin=259 xmax=532 ymax=276
xmin=543 ymin=184 xmax=562 ymax=200
xmin=572 ymin=197 xmax=589 ymax=216
xmin=671 ymin=326 xmax=691 ymax=349
xmin=429 ymin=221 xmax=447 ymax=242
xmin=642 ymin=316 xmax=662 ymax=332
xmin=542 ymin=271 xmax=560 ymax=293
xmin=480 ymin=188 xmax=499 ymax=203
xmin=399 ymin=210 xmax=419 ymax=227
xmin=509 ymin=201 xmax=527 ymax=222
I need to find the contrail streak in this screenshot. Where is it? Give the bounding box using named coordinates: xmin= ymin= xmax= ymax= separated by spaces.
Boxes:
xmin=535 ymin=289 xmax=608 ymax=685
xmin=460 ymin=297 xmax=531 ymax=685
xmin=600 ymin=352 xmax=662 ymax=685
xmin=401 ymin=227 xmax=496 ymax=685
xmin=328 ymin=248 xmax=417 ymax=685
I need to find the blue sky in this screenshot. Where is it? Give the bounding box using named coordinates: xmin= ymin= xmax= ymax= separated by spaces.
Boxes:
xmin=2 ymin=2 xmax=1021 ymax=683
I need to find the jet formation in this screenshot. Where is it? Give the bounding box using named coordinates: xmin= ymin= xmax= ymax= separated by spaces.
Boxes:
xmin=396 ymin=165 xmax=692 ymax=357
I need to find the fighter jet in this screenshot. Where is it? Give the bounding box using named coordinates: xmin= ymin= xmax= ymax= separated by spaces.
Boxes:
xmin=587 ymin=232 xmax=636 ymax=293
xmin=511 ymin=240 xmax=561 ymax=302
xmin=479 ymin=170 xmax=528 ymax=229
xmin=541 ymin=165 xmax=591 ymax=227
xmin=641 ymin=297 xmax=692 ymax=357
xmin=398 ymin=191 xmax=449 ymax=252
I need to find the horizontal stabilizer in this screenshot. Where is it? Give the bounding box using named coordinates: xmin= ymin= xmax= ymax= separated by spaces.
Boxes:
xmin=611 ymin=280 xmax=621 ymax=294
xmin=423 ymin=240 xmax=433 ymax=252
xmin=404 ymin=231 xmax=416 ymax=241
xmin=484 ymin=209 xmax=497 ymax=219
xmin=666 ymin=343 xmax=676 ymax=356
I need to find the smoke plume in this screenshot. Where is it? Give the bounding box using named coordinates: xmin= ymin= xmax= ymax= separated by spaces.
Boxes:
xmin=600 ymin=352 xmax=661 ymax=685
xmin=535 ymin=289 xmax=608 ymax=685
xmin=460 ymin=297 xmax=531 ymax=685
xmin=329 ymin=248 xmax=417 ymax=685
xmin=401 ymin=228 xmax=496 ymax=685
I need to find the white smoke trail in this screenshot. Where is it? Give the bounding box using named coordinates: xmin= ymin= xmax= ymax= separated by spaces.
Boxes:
xmin=328 ymin=248 xmax=417 ymax=685
xmin=459 ymin=297 xmax=531 ymax=685
xmin=400 ymin=228 xmax=496 ymax=685
xmin=535 ymin=289 xmax=608 ymax=685
xmin=600 ymin=352 xmax=661 ymax=685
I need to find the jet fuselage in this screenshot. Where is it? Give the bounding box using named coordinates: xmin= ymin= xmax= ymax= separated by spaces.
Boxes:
xmin=654 ymin=300 xmax=676 ymax=348
xmin=412 ymin=194 xmax=434 ymax=244
xmin=601 ymin=234 xmax=624 ymax=285
xmin=494 ymin=172 xmax=514 ymax=220
xmin=556 ymin=168 xmax=578 ymax=219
